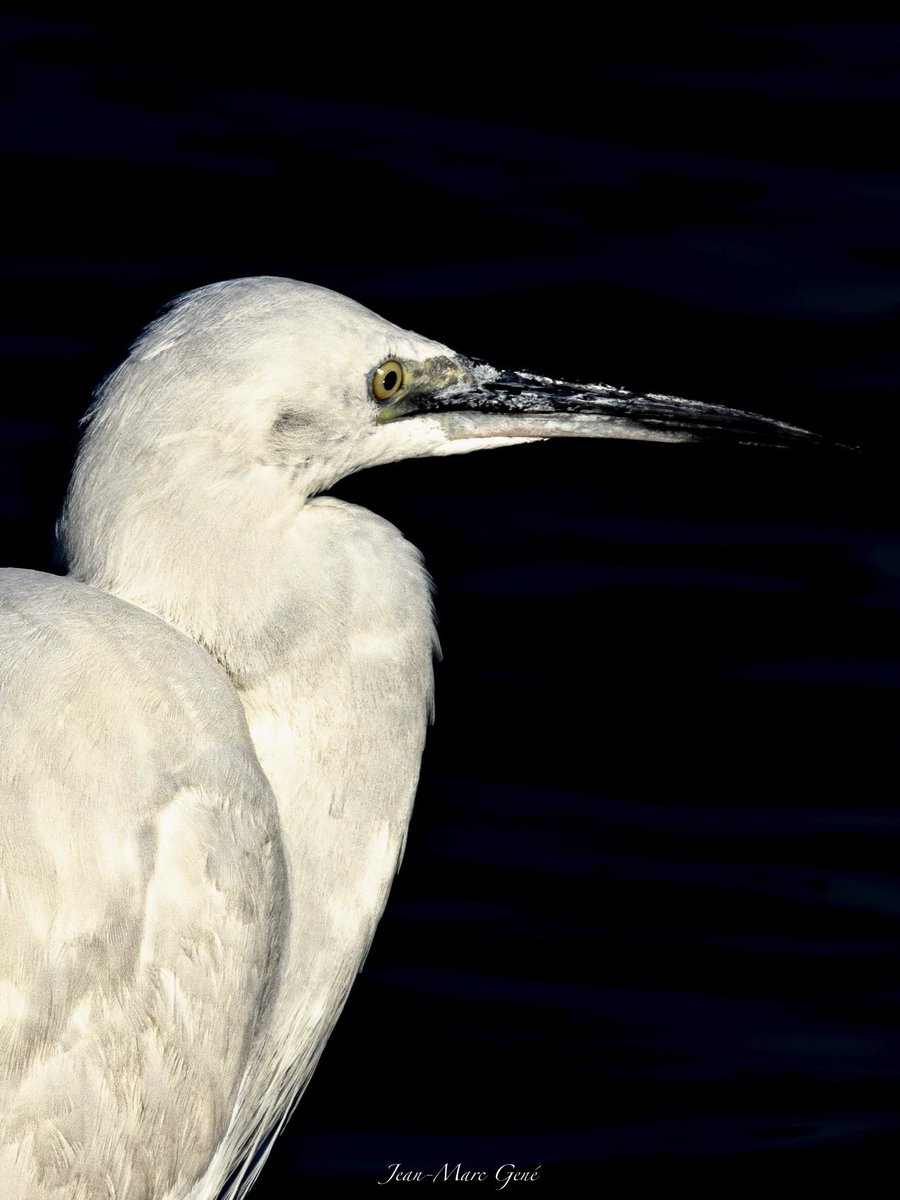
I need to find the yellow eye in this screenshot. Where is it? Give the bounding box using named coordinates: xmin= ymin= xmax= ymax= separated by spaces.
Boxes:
xmin=371 ymin=360 xmax=405 ymax=402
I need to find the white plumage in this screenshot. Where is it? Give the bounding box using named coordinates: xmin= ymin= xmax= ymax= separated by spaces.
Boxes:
xmin=0 ymin=278 xmax=812 ymax=1198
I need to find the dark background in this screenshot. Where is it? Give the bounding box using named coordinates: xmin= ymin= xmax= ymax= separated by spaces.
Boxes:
xmin=3 ymin=17 xmax=900 ymax=1195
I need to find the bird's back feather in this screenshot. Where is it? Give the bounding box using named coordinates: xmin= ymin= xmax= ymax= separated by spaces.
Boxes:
xmin=0 ymin=571 xmax=286 ymax=1200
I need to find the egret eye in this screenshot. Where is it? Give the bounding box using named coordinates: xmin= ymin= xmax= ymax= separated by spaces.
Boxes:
xmin=371 ymin=360 xmax=405 ymax=402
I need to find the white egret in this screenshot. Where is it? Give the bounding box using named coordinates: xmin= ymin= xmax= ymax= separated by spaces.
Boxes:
xmin=0 ymin=278 xmax=818 ymax=1199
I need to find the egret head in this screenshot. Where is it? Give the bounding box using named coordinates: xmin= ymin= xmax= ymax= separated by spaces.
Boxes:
xmin=67 ymin=275 xmax=821 ymax=500
xmin=60 ymin=276 xmax=822 ymax=634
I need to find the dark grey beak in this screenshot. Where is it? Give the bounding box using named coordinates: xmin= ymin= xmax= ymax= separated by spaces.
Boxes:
xmin=390 ymin=358 xmax=833 ymax=450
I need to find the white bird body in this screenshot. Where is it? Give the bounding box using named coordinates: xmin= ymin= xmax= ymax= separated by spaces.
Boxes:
xmin=1 ymin=500 xmax=435 ymax=1200
xmin=0 ymin=277 xmax=813 ymax=1198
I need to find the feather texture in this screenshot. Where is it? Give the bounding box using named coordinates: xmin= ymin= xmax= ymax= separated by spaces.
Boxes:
xmin=0 ymin=572 xmax=286 ymax=1199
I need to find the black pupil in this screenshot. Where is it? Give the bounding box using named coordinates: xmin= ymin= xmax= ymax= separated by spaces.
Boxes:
xmin=382 ymin=370 xmax=398 ymax=393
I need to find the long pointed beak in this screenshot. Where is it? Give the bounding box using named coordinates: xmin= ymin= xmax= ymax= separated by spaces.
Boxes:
xmin=382 ymin=359 xmax=834 ymax=450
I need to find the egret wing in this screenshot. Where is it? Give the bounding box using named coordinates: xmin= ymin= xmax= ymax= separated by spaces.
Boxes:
xmin=0 ymin=571 xmax=286 ymax=1200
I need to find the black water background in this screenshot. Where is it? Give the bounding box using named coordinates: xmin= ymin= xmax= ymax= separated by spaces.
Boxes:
xmin=2 ymin=18 xmax=900 ymax=1194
